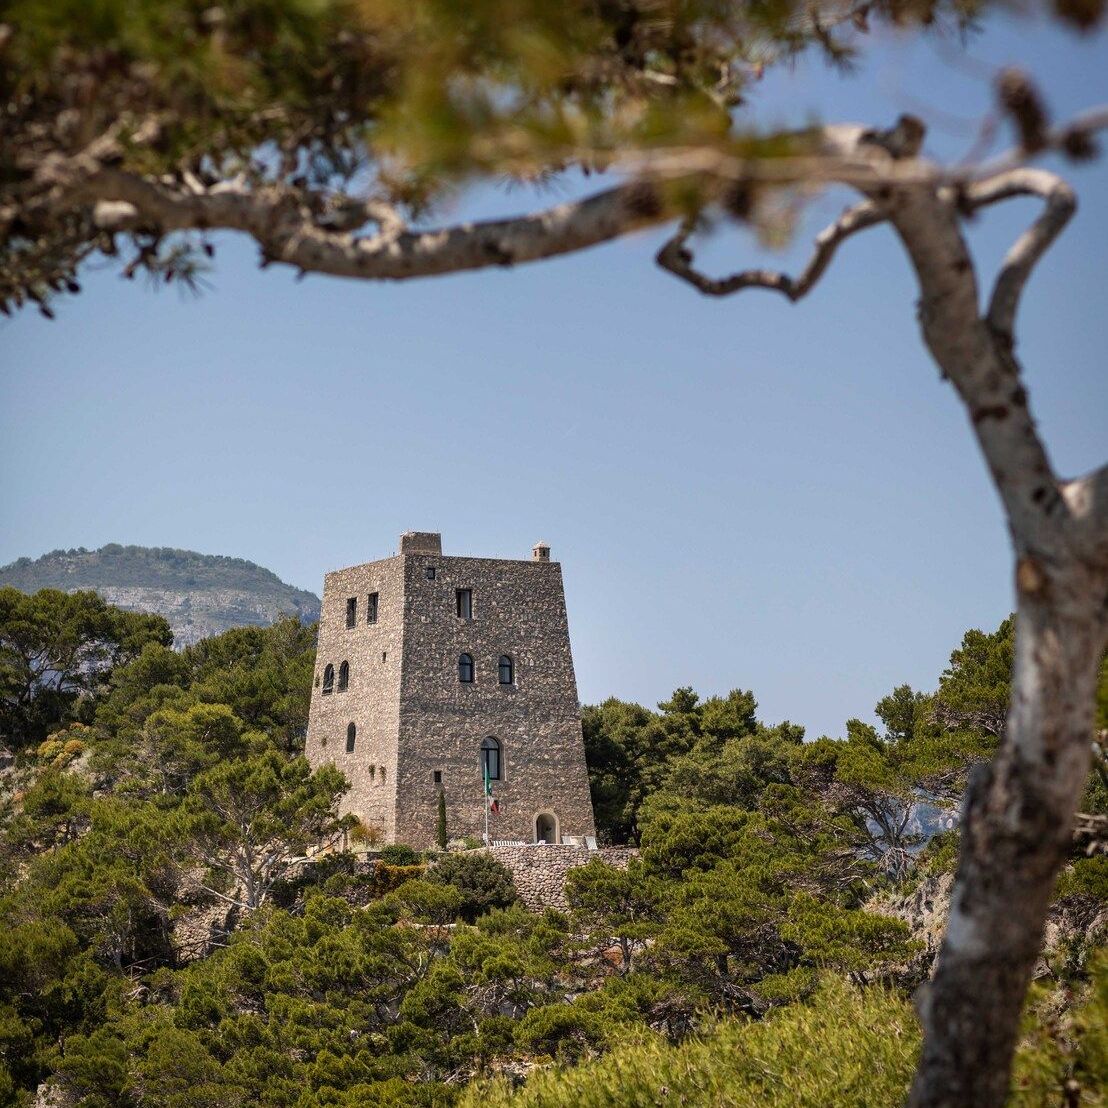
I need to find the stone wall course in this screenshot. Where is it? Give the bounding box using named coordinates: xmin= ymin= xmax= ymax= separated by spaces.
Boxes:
xmin=483 ymin=844 xmax=638 ymax=911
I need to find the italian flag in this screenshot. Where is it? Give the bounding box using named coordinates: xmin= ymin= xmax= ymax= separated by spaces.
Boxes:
xmin=484 ymin=762 xmax=499 ymax=814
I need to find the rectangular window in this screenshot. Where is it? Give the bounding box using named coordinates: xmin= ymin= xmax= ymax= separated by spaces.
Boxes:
xmin=456 ymin=588 xmax=472 ymax=619
xmin=367 ymin=592 xmax=379 ymax=624
xmin=345 ymin=597 xmax=357 ymax=628
xmin=433 ymin=770 xmax=443 ymax=785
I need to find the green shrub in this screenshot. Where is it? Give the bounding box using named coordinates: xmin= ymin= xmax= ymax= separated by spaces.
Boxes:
xmin=428 ymin=852 xmax=517 ymax=923
xmin=515 ymin=1004 xmax=610 ymax=1063
xmin=1012 ymin=947 xmax=1108 ymax=1106
xmin=380 ymin=844 xmax=422 ymax=866
xmin=372 ymin=863 xmax=426 ymax=897
xmin=463 ymin=977 xmax=920 ymax=1108
xmin=350 ymin=818 xmax=382 ymax=846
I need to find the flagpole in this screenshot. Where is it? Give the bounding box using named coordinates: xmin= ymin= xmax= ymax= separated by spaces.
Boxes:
xmin=483 ymin=758 xmax=490 ymax=847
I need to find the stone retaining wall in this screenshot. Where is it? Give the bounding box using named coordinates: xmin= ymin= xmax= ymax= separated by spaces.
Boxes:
xmin=485 ymin=844 xmax=638 ymax=911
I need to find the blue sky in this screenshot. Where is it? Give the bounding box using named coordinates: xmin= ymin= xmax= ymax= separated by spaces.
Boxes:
xmin=1 ymin=12 xmax=1106 ymax=739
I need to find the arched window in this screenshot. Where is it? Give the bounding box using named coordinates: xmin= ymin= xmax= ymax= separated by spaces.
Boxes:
xmin=498 ymin=654 xmax=514 ymax=685
xmin=338 ymin=660 xmax=350 ymax=691
xmin=481 ymin=736 xmax=501 ymax=782
xmin=346 ymin=722 xmax=356 ymax=753
xmin=322 ymin=664 xmax=335 ymax=694
xmin=458 ymin=653 xmax=474 ymax=683
xmin=535 ymin=812 xmax=558 ymax=844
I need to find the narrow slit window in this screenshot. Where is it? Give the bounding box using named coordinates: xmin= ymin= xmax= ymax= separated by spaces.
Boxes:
xmin=322 ymin=664 xmax=335 ymax=694
xmin=498 ymin=654 xmax=514 ymax=685
xmin=346 ymin=723 xmax=356 ymax=753
xmin=456 ymin=589 xmax=472 ymax=619
xmin=458 ymin=653 xmax=474 ymax=683
xmin=346 ymin=597 xmax=357 ymax=628
xmin=425 ymin=567 xmax=436 ymax=581
xmin=433 ymin=770 xmax=443 ymax=785
xmin=367 ymin=592 xmax=379 ymax=624
xmin=338 ymin=660 xmax=350 ymax=691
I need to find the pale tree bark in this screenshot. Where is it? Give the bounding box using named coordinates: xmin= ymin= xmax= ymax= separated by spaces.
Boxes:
xmin=884 ymin=173 xmax=1108 ymax=1108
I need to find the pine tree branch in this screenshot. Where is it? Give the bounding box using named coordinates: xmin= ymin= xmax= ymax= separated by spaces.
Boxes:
xmin=655 ymin=199 xmax=885 ymax=300
xmin=953 ymin=168 xmax=1077 ymax=343
xmin=79 ymin=167 xmax=677 ymax=280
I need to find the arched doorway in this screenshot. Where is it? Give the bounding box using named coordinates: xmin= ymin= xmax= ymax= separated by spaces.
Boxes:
xmin=534 ymin=811 xmax=559 ymax=845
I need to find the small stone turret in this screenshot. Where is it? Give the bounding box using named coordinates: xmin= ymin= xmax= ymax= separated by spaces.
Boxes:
xmin=399 ymin=531 xmax=443 ymax=555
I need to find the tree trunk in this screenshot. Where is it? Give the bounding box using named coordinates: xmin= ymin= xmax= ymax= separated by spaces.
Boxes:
xmin=909 ymin=587 xmax=1103 ymax=1106
xmin=882 ymin=187 xmax=1108 ymax=1106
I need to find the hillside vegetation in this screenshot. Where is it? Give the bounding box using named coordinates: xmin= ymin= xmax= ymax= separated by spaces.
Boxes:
xmin=0 ymin=546 xmax=320 ymax=647
xmin=0 ymin=595 xmax=1105 ymax=1106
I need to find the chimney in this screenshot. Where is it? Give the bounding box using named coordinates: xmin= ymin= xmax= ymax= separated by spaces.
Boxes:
xmin=400 ymin=531 xmax=443 ymax=555
xmin=532 ymin=541 xmax=551 ymax=562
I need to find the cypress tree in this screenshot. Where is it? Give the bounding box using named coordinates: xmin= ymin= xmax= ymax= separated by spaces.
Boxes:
xmin=436 ymin=790 xmax=448 ymax=850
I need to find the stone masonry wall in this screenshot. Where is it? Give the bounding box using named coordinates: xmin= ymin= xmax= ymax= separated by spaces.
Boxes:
xmin=306 ymin=555 xmax=406 ymax=841
xmin=487 ymin=844 xmax=638 ymax=911
xmin=396 ymin=551 xmax=595 ymax=849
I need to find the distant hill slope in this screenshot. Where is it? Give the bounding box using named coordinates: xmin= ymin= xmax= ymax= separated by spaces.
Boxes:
xmin=0 ymin=544 xmax=321 ymax=647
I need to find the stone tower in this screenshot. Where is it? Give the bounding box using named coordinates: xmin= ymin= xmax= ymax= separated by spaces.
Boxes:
xmin=305 ymin=532 xmax=596 ymax=849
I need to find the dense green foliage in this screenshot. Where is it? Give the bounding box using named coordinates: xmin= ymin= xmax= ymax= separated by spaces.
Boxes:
xmin=466 ymin=977 xmax=922 ymax=1108
xmin=0 ymin=586 xmax=171 ymax=749
xmin=1 ymin=593 xmax=1105 ymax=1106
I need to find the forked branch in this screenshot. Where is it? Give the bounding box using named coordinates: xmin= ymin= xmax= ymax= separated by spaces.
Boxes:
xmin=655 ymin=199 xmax=885 ymax=300
xmin=957 ymin=168 xmax=1077 ymax=341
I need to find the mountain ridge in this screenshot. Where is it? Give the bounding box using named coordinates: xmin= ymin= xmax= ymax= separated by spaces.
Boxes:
xmin=0 ymin=543 xmax=321 ymax=647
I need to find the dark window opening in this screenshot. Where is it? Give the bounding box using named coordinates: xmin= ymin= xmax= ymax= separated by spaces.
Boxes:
xmin=433 ymin=770 xmax=443 ymax=785
xmin=481 ymin=736 xmax=501 ymax=781
xmin=322 ymin=664 xmax=335 ymax=694
xmin=498 ymin=654 xmax=514 ymax=685
xmin=535 ymin=812 xmax=557 ymax=844
xmin=346 ymin=723 xmax=356 ymax=753
xmin=367 ymin=592 xmax=379 ymax=624
xmin=458 ymin=653 xmax=474 ymax=683
xmin=382 ymin=651 xmax=387 ymax=663
xmin=425 ymin=566 xmax=436 ymax=580
xmin=338 ymin=660 xmax=349 ymax=691
xmin=456 ymin=589 xmax=472 ymax=619
xmin=346 ymin=597 xmax=357 ymax=628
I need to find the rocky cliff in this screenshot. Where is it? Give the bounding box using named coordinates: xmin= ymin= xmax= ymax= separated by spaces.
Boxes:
xmin=0 ymin=544 xmax=321 ymax=647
